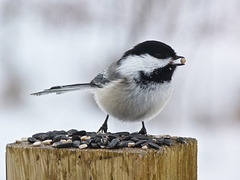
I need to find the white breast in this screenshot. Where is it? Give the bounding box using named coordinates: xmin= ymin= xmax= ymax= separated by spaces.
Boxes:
xmin=94 ymin=79 xmax=173 ymax=122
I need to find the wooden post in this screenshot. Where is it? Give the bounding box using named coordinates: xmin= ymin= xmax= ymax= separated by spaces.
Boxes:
xmin=6 ymin=137 xmax=197 ymax=180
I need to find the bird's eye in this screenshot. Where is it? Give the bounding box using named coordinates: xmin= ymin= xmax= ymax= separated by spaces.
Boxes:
xmin=155 ymin=53 xmax=162 ymax=58
xmin=155 ymin=53 xmax=166 ymax=59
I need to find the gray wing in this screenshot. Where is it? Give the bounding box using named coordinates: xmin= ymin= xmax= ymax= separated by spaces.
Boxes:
xmin=31 ymin=83 xmax=94 ymax=96
xmin=90 ymin=72 xmax=110 ymax=88
xmin=90 ymin=61 xmax=121 ymax=88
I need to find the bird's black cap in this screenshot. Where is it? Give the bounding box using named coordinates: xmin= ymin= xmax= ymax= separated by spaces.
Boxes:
xmin=122 ymin=40 xmax=177 ymax=59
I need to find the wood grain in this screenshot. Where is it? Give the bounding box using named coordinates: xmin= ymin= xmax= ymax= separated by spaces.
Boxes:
xmin=6 ymin=137 xmax=197 ymax=180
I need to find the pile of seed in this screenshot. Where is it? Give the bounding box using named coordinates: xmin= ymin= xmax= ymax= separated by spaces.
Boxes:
xmin=16 ymin=129 xmax=186 ymax=150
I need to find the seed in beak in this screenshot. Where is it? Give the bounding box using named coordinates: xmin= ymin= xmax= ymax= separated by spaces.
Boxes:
xmin=180 ymin=57 xmax=186 ymax=65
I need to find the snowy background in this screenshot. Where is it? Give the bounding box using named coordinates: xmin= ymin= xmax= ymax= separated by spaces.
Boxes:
xmin=1 ymin=0 xmax=240 ymax=179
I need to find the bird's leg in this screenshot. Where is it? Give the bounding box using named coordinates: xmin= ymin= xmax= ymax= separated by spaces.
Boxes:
xmin=97 ymin=114 xmax=109 ymax=133
xmin=138 ymin=121 xmax=147 ymax=135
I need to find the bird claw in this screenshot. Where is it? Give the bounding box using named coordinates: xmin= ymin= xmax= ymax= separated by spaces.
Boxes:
xmin=138 ymin=121 xmax=147 ymax=135
xmin=97 ymin=115 xmax=109 ymax=133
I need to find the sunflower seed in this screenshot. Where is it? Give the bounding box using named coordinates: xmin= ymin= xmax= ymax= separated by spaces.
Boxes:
xmin=42 ymin=139 xmax=52 ymax=145
xmin=128 ymin=142 xmax=135 ymax=147
xmin=148 ymin=142 xmax=160 ymax=149
xmin=81 ymin=136 xmax=91 ymax=141
xmin=33 ymin=141 xmax=42 ymax=147
xmin=134 ymin=140 xmax=147 ymax=147
xmin=79 ymin=144 xmax=88 ymax=149
xmin=107 ymin=137 xmax=120 ymax=149
xmin=21 ymin=137 xmax=28 ymax=142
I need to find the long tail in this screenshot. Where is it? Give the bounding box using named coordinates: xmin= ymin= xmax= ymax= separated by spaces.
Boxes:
xmin=31 ymin=83 xmax=95 ymax=96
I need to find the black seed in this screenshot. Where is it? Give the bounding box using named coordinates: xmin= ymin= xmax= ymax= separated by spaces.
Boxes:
xmin=107 ymin=134 xmax=119 ymax=141
xmin=155 ymin=138 xmax=164 ymax=146
xmin=28 ymin=137 xmax=37 ymax=143
xmin=141 ymin=143 xmax=148 ymax=147
xmin=90 ymin=143 xmax=99 ymax=148
xmin=96 ymin=142 xmax=102 ymax=147
xmin=72 ymin=135 xmax=81 ymax=141
xmin=131 ymin=137 xmax=141 ymax=142
xmin=130 ymin=133 xmax=149 ymax=140
xmin=148 ymin=142 xmax=160 ymax=149
xmin=89 ymin=137 xmax=96 ymax=143
xmin=62 ymin=136 xmax=69 ymax=140
xmin=86 ymin=132 xmax=97 ymax=137
xmin=67 ymin=129 xmax=78 ymax=136
xmin=46 ymin=131 xmax=57 ymax=139
xmin=94 ymin=136 xmax=102 ymax=143
xmin=53 ymin=130 xmax=67 ymax=135
xmin=32 ymin=133 xmax=47 ymax=140
xmin=81 ymin=139 xmax=92 ymax=145
xmin=101 ymin=137 xmax=108 ymax=146
xmin=122 ymin=136 xmax=132 ymax=140
xmin=56 ymin=142 xmax=74 ymax=148
xmin=117 ymin=140 xmax=132 ymax=148
xmin=39 ymin=134 xmax=49 ymax=141
xmin=113 ymin=132 xmax=130 ymax=137
xmin=134 ymin=140 xmax=147 ymax=147
xmin=130 ymin=132 xmax=139 ymax=136
xmin=163 ymin=139 xmax=173 ymax=146
xmin=73 ymin=140 xmax=81 ymax=148
xmin=176 ymin=137 xmax=187 ymax=144
xmin=146 ymin=139 xmax=155 ymax=144
xmin=72 ymin=130 xmax=87 ymax=136
xmin=52 ymin=135 xmax=66 ymax=143
xmin=29 ymin=129 xmax=177 ymax=150
xmin=107 ymin=137 xmax=120 ymax=149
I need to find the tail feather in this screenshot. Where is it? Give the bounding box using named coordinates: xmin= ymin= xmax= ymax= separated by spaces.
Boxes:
xmin=31 ymin=83 xmax=95 ymax=96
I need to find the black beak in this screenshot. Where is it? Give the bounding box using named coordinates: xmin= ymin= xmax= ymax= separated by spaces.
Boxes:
xmin=171 ymin=55 xmax=186 ymax=66
xmin=173 ymin=55 xmax=184 ymax=60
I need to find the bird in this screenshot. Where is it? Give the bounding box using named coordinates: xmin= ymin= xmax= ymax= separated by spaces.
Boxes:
xmin=31 ymin=40 xmax=186 ymax=134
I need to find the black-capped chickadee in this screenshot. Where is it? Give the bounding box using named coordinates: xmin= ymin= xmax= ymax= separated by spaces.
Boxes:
xmin=32 ymin=40 xmax=186 ymax=134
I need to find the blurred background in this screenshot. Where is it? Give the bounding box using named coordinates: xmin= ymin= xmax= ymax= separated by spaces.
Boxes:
xmin=1 ymin=0 xmax=240 ymax=179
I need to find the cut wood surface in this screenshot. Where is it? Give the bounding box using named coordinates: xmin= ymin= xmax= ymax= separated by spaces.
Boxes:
xmin=6 ymin=137 xmax=197 ymax=180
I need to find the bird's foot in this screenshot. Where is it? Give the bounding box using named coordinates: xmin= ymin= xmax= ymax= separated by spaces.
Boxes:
xmin=138 ymin=121 xmax=147 ymax=135
xmin=97 ymin=114 xmax=109 ymax=133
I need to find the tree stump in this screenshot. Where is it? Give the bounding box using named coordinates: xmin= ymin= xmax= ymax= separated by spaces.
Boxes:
xmin=6 ymin=137 xmax=197 ymax=180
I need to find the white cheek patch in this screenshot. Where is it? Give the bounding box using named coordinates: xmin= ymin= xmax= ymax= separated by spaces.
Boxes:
xmin=117 ymin=54 xmax=171 ymax=77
